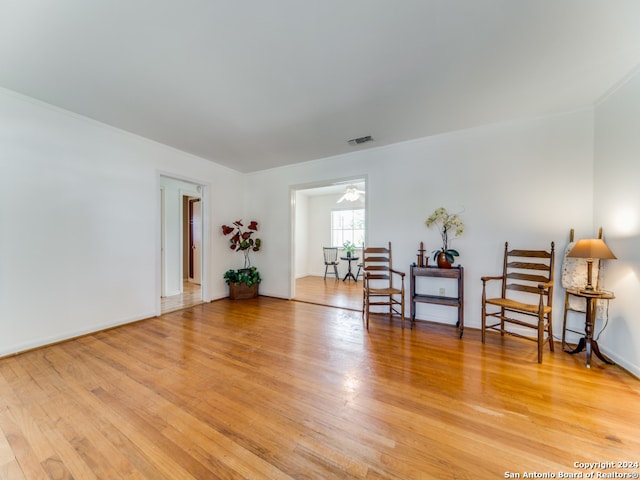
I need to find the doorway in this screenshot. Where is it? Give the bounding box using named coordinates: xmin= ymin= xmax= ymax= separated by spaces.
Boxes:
xmin=160 ymin=176 xmax=205 ymax=314
xmin=186 ymin=197 xmax=202 ymax=285
xmin=291 ymin=177 xmax=366 ymax=310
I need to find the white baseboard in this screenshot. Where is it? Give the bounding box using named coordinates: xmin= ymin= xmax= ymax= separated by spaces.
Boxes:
xmin=0 ymin=312 xmax=156 ymax=358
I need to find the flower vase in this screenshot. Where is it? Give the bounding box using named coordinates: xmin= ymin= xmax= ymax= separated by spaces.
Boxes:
xmin=437 ymin=252 xmax=452 ymax=269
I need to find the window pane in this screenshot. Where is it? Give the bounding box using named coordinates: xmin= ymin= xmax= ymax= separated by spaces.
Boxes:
xmin=331 ymin=209 xmax=365 ymax=248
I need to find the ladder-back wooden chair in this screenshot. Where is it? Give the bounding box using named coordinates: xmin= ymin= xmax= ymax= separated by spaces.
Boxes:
xmin=561 ymin=228 xmax=606 ymax=351
xmin=362 ymin=242 xmax=405 ymax=329
xmin=323 ymin=247 xmax=339 ymax=280
xmin=481 ymin=241 xmax=555 ymax=363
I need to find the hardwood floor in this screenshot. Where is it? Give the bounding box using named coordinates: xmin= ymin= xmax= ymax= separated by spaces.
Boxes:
xmin=161 ymin=280 xmax=202 ymax=314
xmin=1 ymin=297 xmax=639 ymax=479
xmin=295 ymin=275 xmax=362 ymax=311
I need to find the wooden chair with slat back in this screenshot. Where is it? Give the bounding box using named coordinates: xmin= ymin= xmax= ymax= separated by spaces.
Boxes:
xmin=561 ymin=228 xmax=606 ymax=351
xmin=481 ymin=241 xmax=555 ymax=363
xmin=362 ymin=242 xmax=405 ymax=329
xmin=323 ymin=247 xmax=339 ymax=280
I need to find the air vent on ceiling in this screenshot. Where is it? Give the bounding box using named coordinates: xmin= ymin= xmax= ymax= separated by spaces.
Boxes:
xmin=347 ymin=135 xmax=373 ymax=146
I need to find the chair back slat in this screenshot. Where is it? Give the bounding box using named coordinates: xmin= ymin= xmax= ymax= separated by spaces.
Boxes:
xmin=508 ymin=249 xmax=552 ymax=259
xmin=507 ymin=261 xmax=550 ymax=271
xmin=323 ymin=247 xmax=338 ymax=264
xmin=507 ymin=272 xmax=550 ymax=283
xmin=365 ymin=256 xmax=389 ymax=263
xmin=506 ymin=283 xmax=551 ymax=296
xmin=365 ymin=247 xmax=389 ymax=254
xmin=501 ymin=241 xmax=555 ymax=302
xmin=366 ymin=265 xmax=390 ymax=272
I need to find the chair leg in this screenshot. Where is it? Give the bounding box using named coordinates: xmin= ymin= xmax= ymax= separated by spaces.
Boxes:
xmin=547 ymin=314 xmax=554 ymax=352
xmin=333 ymin=265 xmax=339 ymax=279
xmin=362 ymin=289 xmax=368 ymax=330
xmin=365 ymin=298 xmax=369 ymax=330
xmin=481 ymin=299 xmax=486 ymax=344
xmin=324 ymin=265 xmax=328 ymax=280
xmin=537 ymin=311 xmax=544 ymax=363
xmin=561 ymin=295 xmax=570 ymax=350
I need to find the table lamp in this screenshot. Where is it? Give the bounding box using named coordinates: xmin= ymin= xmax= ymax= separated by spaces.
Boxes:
xmin=567 ymin=238 xmax=617 ymax=292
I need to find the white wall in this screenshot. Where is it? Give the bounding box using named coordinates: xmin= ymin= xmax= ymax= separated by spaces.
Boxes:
xmin=246 ymin=109 xmax=595 ymax=334
xmin=0 ymin=88 xmax=243 ymax=356
xmin=593 ymin=67 xmax=640 ymax=376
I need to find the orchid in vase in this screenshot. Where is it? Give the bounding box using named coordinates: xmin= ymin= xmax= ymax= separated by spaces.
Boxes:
xmin=425 ymin=207 xmax=464 ymax=266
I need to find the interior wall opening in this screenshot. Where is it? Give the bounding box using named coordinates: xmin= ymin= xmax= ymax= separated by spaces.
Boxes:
xmin=291 ymin=177 xmax=367 ymax=311
xmin=160 ymin=175 xmax=205 ymax=314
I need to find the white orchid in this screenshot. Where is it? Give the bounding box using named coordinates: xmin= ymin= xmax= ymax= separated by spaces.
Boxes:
xmin=425 ymin=207 xmax=464 ymax=263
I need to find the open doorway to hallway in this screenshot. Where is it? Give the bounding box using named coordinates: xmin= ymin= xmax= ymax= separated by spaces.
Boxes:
xmin=160 ymin=176 xmax=205 ymax=314
xmin=292 ymin=177 xmax=366 ymax=311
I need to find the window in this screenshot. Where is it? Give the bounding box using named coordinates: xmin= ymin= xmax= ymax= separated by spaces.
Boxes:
xmin=331 ymin=209 xmax=365 ymax=247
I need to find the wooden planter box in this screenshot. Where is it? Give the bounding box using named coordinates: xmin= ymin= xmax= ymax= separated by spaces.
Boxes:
xmin=228 ymin=282 xmax=259 ymax=300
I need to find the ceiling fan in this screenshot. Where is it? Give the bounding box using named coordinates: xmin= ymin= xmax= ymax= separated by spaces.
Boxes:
xmin=337 ymin=185 xmax=365 ymax=203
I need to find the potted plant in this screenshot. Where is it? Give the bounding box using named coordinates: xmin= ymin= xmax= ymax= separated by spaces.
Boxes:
xmin=221 ymin=220 xmax=262 ymax=299
xmin=425 ymin=207 xmax=464 ymax=268
xmin=343 ymin=240 xmax=357 ymax=258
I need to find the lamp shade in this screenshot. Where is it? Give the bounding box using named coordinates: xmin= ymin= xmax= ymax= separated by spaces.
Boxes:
xmin=567 ymin=238 xmax=617 ymax=260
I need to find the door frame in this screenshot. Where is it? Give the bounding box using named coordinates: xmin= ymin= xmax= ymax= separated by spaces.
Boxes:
xmin=157 ymin=172 xmax=209 ymax=316
xmin=187 ymin=196 xmax=202 ymax=284
xmin=289 ymin=175 xmax=368 ymax=301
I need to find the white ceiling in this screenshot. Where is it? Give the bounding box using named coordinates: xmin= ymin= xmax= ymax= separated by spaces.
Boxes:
xmin=2 ymin=1 xmax=640 ymax=173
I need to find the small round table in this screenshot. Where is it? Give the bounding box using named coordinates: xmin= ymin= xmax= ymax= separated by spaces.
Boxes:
xmin=566 ymin=289 xmax=615 ymax=368
xmin=340 ymin=256 xmax=359 ymax=282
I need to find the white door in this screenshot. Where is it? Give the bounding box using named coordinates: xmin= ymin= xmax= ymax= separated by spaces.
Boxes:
xmin=190 ymin=198 xmax=202 ymax=285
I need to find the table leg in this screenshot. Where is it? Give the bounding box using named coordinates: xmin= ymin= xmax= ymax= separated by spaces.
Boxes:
xmin=591 ymin=340 xmax=614 ymax=365
xmin=567 ymin=296 xmax=613 ymax=367
xmin=585 ymin=337 xmax=593 ymax=368
xmin=567 ymin=337 xmax=586 ymax=354
xmin=343 ymin=259 xmax=356 ymax=282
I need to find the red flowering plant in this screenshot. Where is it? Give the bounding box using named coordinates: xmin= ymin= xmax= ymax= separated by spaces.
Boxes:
xmin=221 ymin=220 xmax=262 ymax=269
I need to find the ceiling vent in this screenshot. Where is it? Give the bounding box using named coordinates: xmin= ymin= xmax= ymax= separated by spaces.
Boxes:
xmin=348 ymin=135 xmax=373 ymax=146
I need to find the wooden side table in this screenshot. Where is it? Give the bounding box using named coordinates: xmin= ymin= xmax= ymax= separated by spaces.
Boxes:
xmin=566 ymin=289 xmax=615 ymax=368
xmin=410 ymin=265 xmax=464 ymax=337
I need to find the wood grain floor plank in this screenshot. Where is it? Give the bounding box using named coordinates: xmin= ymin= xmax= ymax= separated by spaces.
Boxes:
xmin=0 ymin=459 xmax=25 ymax=480
xmin=0 ymin=407 xmax=48 ymax=480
